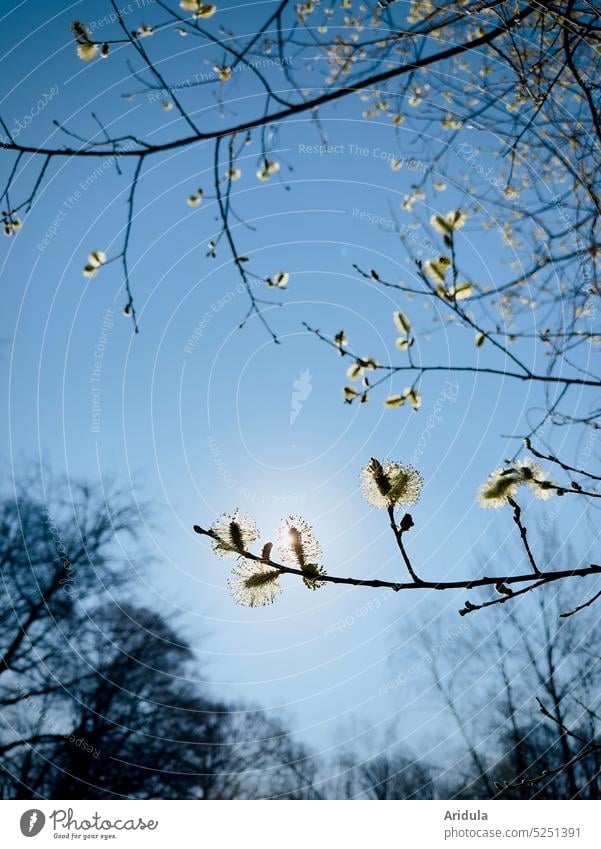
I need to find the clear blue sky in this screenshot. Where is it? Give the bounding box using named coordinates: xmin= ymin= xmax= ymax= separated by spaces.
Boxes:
xmin=1 ymin=0 xmax=597 ymax=774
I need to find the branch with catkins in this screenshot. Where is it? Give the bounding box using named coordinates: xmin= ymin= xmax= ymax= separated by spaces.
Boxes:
xmin=193 ymin=456 xmax=601 ymax=616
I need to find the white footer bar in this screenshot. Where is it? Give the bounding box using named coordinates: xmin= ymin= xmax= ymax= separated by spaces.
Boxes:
xmin=0 ymin=800 xmax=598 ymax=848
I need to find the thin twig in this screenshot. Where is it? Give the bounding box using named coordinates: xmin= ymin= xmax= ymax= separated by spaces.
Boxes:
xmin=508 ymin=497 xmax=541 ymax=575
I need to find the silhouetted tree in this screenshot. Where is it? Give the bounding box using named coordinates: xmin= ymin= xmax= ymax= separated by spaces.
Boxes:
xmin=335 ymin=747 xmax=436 ymax=799
xmin=412 ymin=567 xmax=601 ymax=799
xmin=0 ymin=478 xmax=318 ymax=799
xmin=0 ymin=475 xmax=140 ymax=723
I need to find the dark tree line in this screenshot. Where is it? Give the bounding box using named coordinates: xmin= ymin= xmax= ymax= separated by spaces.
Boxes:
xmin=410 ymin=533 xmax=601 ymax=799
xmin=0 ymin=478 xmax=319 ymax=799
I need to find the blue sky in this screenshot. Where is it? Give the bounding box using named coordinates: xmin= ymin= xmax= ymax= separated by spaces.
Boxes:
xmin=1 ymin=0 xmax=598 ymax=775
